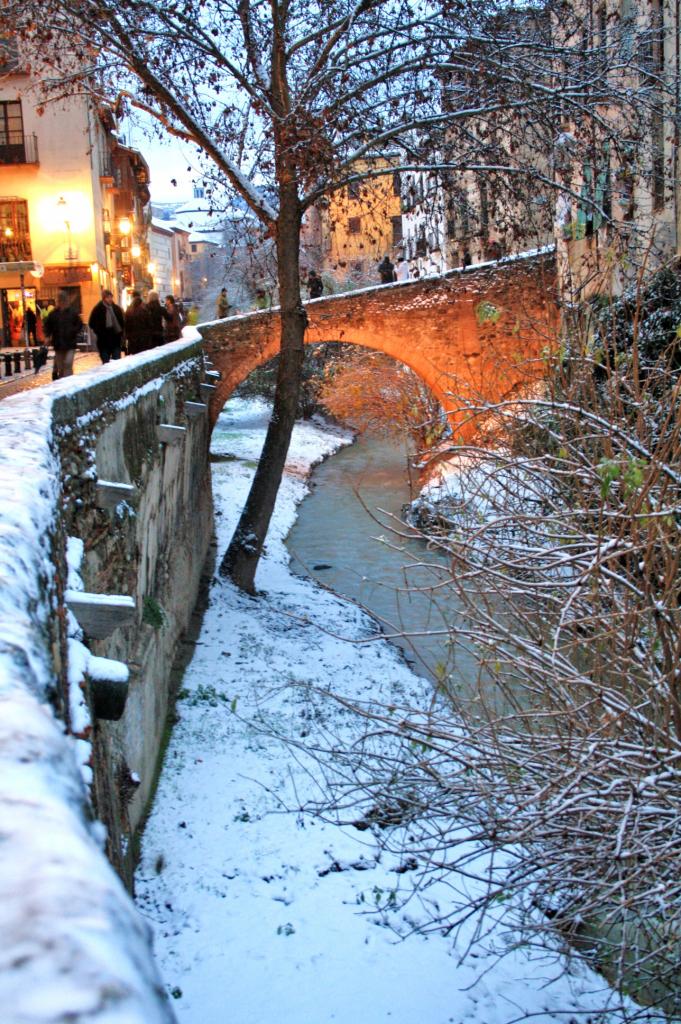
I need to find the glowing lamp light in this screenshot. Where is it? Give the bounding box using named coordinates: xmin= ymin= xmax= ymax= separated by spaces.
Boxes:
xmin=118 ymin=216 xmax=132 ymax=236
xmin=147 ymin=261 xmax=156 ymax=275
xmin=131 ymin=243 xmax=141 ymax=259
xmin=90 ymin=261 xmax=99 ymax=276
xmin=4 ymin=227 xmax=13 ymax=238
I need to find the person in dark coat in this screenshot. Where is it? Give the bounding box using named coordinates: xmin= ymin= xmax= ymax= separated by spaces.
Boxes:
xmin=145 ymin=290 xmax=165 ymax=347
xmin=88 ymin=289 xmax=125 ymax=362
xmin=124 ymin=290 xmax=151 ymax=355
xmin=162 ymin=295 xmax=183 ymax=342
xmin=23 ymin=306 xmax=37 ymax=344
xmin=44 ymin=290 xmax=83 ymax=380
xmin=378 ymin=255 xmax=396 ymax=283
xmin=307 ymin=270 xmax=323 ymax=299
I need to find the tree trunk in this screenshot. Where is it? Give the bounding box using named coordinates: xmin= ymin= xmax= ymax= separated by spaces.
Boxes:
xmin=220 ymin=185 xmax=306 ymax=593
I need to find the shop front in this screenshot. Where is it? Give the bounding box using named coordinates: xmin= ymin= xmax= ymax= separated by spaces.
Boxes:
xmin=0 ymin=260 xmax=43 ymax=346
xmin=0 ymin=260 xmax=95 ymax=346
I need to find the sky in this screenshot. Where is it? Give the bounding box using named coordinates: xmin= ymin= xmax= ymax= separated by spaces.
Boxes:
xmin=124 ymin=115 xmax=201 ymax=204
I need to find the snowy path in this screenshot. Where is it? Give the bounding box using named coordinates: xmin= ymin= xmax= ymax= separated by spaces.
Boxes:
xmin=135 ymin=398 xmax=647 ymax=1024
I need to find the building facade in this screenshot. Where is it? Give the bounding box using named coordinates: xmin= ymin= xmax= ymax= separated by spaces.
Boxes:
xmin=149 ymin=218 xmax=190 ymax=300
xmin=0 ymin=43 xmax=151 ymax=344
xmin=555 ymin=0 xmax=680 ymax=299
xmin=302 ymin=157 xmax=403 ymax=288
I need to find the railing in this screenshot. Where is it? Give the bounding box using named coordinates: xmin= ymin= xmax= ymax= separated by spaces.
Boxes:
xmin=0 ymin=133 xmax=38 ymax=165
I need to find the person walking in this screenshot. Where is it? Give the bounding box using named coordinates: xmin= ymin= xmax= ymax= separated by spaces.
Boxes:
xmin=44 ymin=290 xmax=82 ymax=380
xmin=378 ymin=255 xmax=396 ymax=283
xmin=23 ymin=306 xmax=37 ymax=344
xmin=307 ymin=270 xmax=323 ymax=299
xmin=216 ymin=287 xmax=230 ymax=319
xmin=145 ymin=290 xmax=165 ymax=348
xmin=395 ymin=257 xmax=410 ymax=282
xmin=162 ymin=295 xmax=183 ymax=342
xmin=88 ymin=289 xmax=125 ymax=362
xmin=124 ymin=290 xmax=151 ymax=355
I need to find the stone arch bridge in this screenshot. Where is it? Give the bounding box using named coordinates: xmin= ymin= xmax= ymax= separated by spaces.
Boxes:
xmin=200 ymin=249 xmax=559 ymax=433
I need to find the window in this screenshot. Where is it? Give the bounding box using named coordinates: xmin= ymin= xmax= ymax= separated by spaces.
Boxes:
xmin=597 ymin=5 xmax=607 ymax=47
xmin=0 ymin=198 xmax=31 ymax=261
xmin=40 ymin=285 xmax=82 ymax=314
xmin=392 ymin=171 xmax=401 ymax=197
xmin=191 ymin=243 xmax=198 ymax=253
xmin=0 ymin=101 xmax=33 ymax=164
xmin=620 ymin=0 xmax=635 ymax=56
xmin=478 ymin=178 xmax=489 ymax=236
xmin=570 ymin=157 xmax=611 ymax=239
xmin=0 ymin=35 xmax=22 ymax=74
xmin=347 ymin=180 xmax=361 ymax=200
xmin=391 ymin=215 xmax=403 ymax=246
xmin=348 ymin=216 xmax=361 ymax=234
xmin=652 ymin=108 xmax=665 ymax=210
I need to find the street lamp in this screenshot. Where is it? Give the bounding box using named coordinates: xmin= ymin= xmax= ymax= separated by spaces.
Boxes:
xmin=131 ymin=242 xmax=141 ymax=259
xmin=57 ymin=195 xmax=77 ymax=261
xmin=118 ymin=216 xmax=132 ymax=236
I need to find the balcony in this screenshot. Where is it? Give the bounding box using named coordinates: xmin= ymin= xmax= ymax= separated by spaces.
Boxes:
xmin=100 ymin=151 xmax=121 ymax=187
xmin=0 ymin=133 xmax=38 ymax=166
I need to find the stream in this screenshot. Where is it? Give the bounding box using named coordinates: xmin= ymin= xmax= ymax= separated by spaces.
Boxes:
xmin=286 ymin=428 xmax=478 ymax=688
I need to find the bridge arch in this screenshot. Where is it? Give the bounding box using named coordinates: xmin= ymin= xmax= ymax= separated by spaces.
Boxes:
xmin=212 ymin=332 xmax=452 ymax=420
xmin=199 ymin=251 xmax=559 ymax=433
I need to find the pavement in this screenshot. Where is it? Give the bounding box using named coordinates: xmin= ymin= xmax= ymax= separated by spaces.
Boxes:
xmin=0 ymin=350 xmax=103 ymax=402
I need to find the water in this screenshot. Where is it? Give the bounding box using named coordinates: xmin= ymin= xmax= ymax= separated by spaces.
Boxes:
xmin=287 ymin=430 xmax=478 ymax=686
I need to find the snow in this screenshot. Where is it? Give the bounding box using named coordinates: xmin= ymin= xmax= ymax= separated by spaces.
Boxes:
xmin=97 ymin=479 xmax=136 ymax=493
xmin=0 ymin=364 xmax=190 ymax=1023
xmin=64 ymin=589 xmax=137 ymax=609
xmin=135 ymin=397 xmax=651 ymax=1024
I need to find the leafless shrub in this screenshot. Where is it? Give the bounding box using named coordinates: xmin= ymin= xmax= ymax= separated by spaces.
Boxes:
xmin=288 ymin=269 xmax=681 ymax=1018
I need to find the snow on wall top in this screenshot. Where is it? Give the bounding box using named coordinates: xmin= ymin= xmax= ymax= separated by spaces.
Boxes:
xmin=0 ymin=339 xmax=201 ymax=1024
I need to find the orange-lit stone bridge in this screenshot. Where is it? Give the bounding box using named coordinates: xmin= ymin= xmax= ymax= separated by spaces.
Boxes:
xmin=199 ymin=249 xmax=559 ymax=433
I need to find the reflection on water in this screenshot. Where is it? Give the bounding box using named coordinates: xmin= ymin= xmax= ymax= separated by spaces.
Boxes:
xmin=287 ymin=431 xmax=479 ymax=687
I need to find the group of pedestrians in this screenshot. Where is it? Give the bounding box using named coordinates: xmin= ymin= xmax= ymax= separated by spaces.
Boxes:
xmin=89 ymin=290 xmax=184 ymax=362
xmin=43 ymin=288 xmax=186 ymax=381
xmin=378 ymin=255 xmax=411 ymax=283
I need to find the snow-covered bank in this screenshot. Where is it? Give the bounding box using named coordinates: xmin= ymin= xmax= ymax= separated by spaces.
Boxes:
xmin=136 ymin=398 xmax=656 ymax=1024
xmin=0 ymin=346 xmax=211 ymax=1024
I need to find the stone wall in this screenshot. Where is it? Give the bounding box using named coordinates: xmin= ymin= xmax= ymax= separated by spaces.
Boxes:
xmin=0 ymin=338 xmax=213 ymax=1022
xmin=53 ymin=344 xmax=214 ymax=885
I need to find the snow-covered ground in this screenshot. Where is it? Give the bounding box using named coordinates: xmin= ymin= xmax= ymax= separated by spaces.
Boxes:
xmin=135 ymin=398 xmax=655 ymax=1024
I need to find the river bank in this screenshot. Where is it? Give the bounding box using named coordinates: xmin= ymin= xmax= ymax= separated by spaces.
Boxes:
xmin=135 ymin=397 xmax=655 ymax=1024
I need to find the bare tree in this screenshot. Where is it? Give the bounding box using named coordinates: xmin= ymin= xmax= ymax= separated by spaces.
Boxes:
xmin=7 ymin=0 xmax=675 ymax=596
